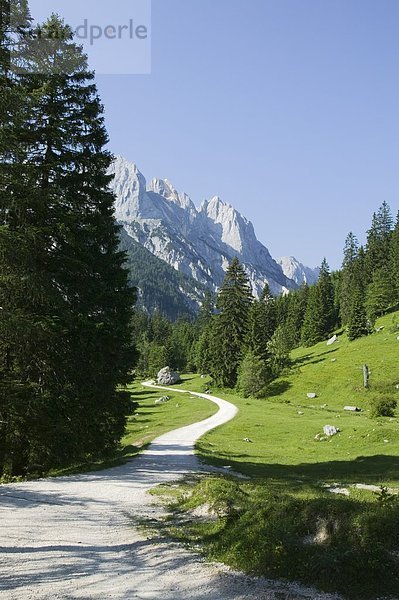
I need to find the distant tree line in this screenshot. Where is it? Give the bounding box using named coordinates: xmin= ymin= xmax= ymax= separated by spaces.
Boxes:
xmin=134 ymin=201 xmax=399 ymax=398
xmin=0 ymin=2 xmax=136 ymax=478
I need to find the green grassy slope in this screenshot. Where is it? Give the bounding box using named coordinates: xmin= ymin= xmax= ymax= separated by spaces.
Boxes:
xmin=160 ymin=314 xmax=399 ymax=599
xmin=179 ymin=310 xmax=399 ymax=486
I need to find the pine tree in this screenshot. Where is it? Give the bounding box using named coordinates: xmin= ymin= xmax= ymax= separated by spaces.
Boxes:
xmin=196 ymin=291 xmax=215 ymax=331
xmin=0 ymin=1 xmax=62 ymax=475
xmin=364 ymin=202 xmax=393 ymax=280
xmin=301 ymin=259 xmax=336 ymax=346
xmin=365 ymin=267 xmax=395 ymax=324
xmin=268 ymin=325 xmax=291 ymax=376
xmin=246 ymin=283 xmax=276 ymax=362
xmin=389 ymin=212 xmax=399 ymax=305
xmin=283 ymin=284 xmax=309 ymax=349
xmin=236 ymin=350 xmax=271 ymax=398
xmin=1 ymin=11 xmax=136 ymax=474
xmin=347 ymin=287 xmax=369 ymax=341
xmin=194 ymin=323 xmax=214 ymax=375
xmin=300 ymin=285 xmax=324 ymax=347
xmin=340 ymin=232 xmax=359 ymax=325
xmin=209 ymin=257 xmax=253 ymax=387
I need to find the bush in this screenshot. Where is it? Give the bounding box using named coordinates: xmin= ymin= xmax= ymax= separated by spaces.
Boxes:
xmin=236 ymin=351 xmax=272 ymax=398
xmin=370 ymin=396 xmax=397 ymax=418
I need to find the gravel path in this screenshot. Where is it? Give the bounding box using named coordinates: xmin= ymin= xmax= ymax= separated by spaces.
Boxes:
xmin=0 ymin=383 xmax=340 ymax=600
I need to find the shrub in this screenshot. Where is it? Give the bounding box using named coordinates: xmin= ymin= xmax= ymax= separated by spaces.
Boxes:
xmin=370 ymin=396 xmax=397 ymax=418
xmin=236 ymin=350 xmax=272 ymax=398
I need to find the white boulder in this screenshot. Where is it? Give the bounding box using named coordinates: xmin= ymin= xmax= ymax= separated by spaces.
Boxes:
xmin=155 ymin=396 xmax=170 ymax=405
xmin=323 ymin=425 xmax=340 ymax=437
xmin=327 ymin=335 xmax=338 ymax=346
xmin=157 ymin=367 xmax=180 ymax=385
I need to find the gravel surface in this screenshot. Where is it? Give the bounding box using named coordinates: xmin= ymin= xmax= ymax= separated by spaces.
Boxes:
xmin=0 ymin=384 xmax=341 ymax=600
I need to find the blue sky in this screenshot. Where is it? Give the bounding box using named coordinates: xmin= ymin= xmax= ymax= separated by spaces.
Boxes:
xmin=29 ymin=0 xmax=399 ymax=268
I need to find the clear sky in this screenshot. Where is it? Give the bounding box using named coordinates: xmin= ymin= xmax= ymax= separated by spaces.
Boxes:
xmin=29 ymin=0 xmax=399 ymax=269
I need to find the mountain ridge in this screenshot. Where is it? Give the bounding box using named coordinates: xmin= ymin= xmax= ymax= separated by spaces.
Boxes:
xmin=110 ymin=157 xmax=318 ymax=315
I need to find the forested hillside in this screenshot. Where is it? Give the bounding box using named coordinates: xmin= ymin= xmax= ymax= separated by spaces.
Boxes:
xmin=119 ymin=229 xmax=208 ymax=319
xmin=134 ymin=201 xmax=399 ymax=404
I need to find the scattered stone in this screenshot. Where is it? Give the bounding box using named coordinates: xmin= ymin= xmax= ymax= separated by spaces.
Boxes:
xmin=397 ymin=336 xmax=399 ymax=341
xmin=320 ymin=404 xmax=327 ymax=409
xmin=157 ymin=366 xmax=180 ymax=385
xmin=344 ymin=406 xmax=361 ymax=412
xmin=298 ymin=411 xmax=304 ymax=415
xmin=327 ymin=334 xmax=338 ymax=346
xmin=376 ymin=326 xmax=385 ymax=332
xmin=307 ymin=393 xmax=317 ymax=399
xmin=396 ymin=384 xmax=399 ymax=390
xmin=200 ymin=375 xmax=207 ymax=379
xmin=384 ymin=439 xmax=390 ymax=443
xmin=325 ymin=486 xmax=350 ymax=497
xmin=243 ymin=437 xmax=253 ymax=443
xmin=331 ymin=358 xmax=337 ymax=363
xmin=314 ymin=433 xmax=327 ymax=442
xmin=323 ymin=425 xmax=340 ymax=437
xmin=155 ymin=396 xmax=170 ymax=405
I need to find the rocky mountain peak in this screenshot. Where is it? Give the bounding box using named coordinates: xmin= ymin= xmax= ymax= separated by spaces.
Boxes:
xmin=277 ymin=256 xmax=320 ymax=286
xmin=109 ymin=157 xmax=315 ymax=301
xmin=148 ymin=177 xmax=195 ymax=212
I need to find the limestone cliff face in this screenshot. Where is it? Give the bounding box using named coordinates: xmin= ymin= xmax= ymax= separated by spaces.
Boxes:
xmin=110 ymin=156 xmax=306 ymax=300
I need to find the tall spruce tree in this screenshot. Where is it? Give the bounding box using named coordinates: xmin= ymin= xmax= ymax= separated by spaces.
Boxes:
xmin=0 ymin=10 xmax=136 ymax=475
xmin=340 ymin=232 xmax=359 ymax=325
xmin=364 ymin=202 xmax=393 ymax=280
xmin=389 ymin=212 xmax=399 ymax=305
xmin=301 ymin=259 xmax=336 ymax=346
xmin=0 ymin=1 xmax=61 ymax=475
xmin=209 ymin=257 xmax=253 ymax=387
xmin=246 ymin=283 xmax=276 ymax=363
xmin=282 ymin=284 xmax=309 ymax=349
xmin=365 ymin=267 xmax=395 ymax=324
xmin=347 ymin=287 xmax=369 ymax=341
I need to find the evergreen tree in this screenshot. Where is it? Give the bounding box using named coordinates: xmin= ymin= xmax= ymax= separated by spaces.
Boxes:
xmin=236 ymin=350 xmax=271 ymax=398
xmin=246 ymin=283 xmax=276 ymax=362
xmin=209 ymin=257 xmax=253 ymax=387
xmin=0 ymin=11 xmax=136 ymax=475
xmin=347 ymin=287 xmax=369 ymax=341
xmin=0 ymin=1 xmax=64 ymax=475
xmin=389 ymin=212 xmax=399 ymax=305
xmin=301 ymin=259 xmax=336 ymax=346
xmin=196 ymin=291 xmax=215 ymax=331
xmin=268 ymin=325 xmax=291 ymax=377
xmin=364 ymin=202 xmax=393 ymax=280
xmin=339 ymin=232 xmax=359 ymax=325
xmin=282 ymin=284 xmax=309 ymax=349
xmin=365 ymin=267 xmax=395 ymax=324
xmin=194 ymin=322 xmax=214 ymax=375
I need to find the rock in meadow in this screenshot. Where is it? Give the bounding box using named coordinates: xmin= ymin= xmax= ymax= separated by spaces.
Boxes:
xmin=327 ymin=334 xmax=338 ymax=346
xmin=323 ymin=425 xmax=340 ymax=437
xmin=155 ymin=396 xmax=170 ymax=404
xmin=307 ymin=392 xmax=317 ymax=399
xmin=157 ymin=366 xmax=180 ymax=385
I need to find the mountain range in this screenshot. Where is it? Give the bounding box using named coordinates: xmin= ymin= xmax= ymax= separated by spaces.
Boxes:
xmin=109 ymin=157 xmax=319 ymax=317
